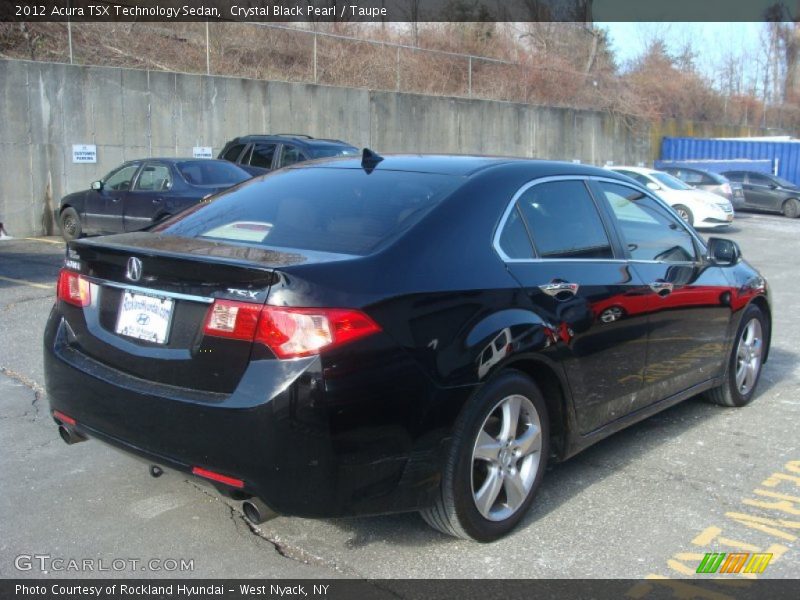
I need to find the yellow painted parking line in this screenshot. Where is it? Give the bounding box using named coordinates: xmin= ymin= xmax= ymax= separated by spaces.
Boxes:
xmin=0 ymin=275 xmax=54 ymax=290
xmin=22 ymin=237 xmax=64 ymax=245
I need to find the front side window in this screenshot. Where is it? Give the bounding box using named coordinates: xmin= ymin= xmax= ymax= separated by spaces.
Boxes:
xmin=134 ymin=164 xmax=172 ymax=191
xmin=598 ymin=182 xmax=697 ymax=263
xmin=278 ymin=145 xmax=307 ymax=168
xmin=747 ymin=173 xmax=771 ymax=186
xmin=515 ymin=180 xmax=613 ymax=260
xmin=104 ymin=164 xmax=140 ymax=191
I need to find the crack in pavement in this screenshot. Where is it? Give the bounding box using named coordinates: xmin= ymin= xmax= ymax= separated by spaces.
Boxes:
xmin=1 ymin=366 xmax=43 ymax=421
xmin=184 ymin=480 xmax=354 ymax=576
xmin=2 ymin=292 xmax=55 ymax=312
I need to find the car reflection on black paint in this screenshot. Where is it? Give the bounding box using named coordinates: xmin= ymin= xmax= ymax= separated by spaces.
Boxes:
xmin=44 ymin=153 xmax=771 ymax=542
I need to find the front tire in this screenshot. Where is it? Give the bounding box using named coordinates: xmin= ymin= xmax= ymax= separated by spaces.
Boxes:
xmin=782 ymin=198 xmax=800 ymax=218
xmin=421 ymin=370 xmax=549 ymax=541
xmin=706 ymin=304 xmax=768 ymax=407
xmin=60 ymin=207 xmax=82 ymax=241
xmin=673 ymin=204 xmax=694 ymax=226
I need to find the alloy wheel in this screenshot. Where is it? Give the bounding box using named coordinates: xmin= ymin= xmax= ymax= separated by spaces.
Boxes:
xmin=735 ymin=318 xmax=763 ymax=395
xmin=471 ymin=394 xmax=542 ymax=521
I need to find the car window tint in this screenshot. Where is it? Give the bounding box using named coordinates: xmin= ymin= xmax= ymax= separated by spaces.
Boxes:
xmin=497 ymin=205 xmax=533 ymax=259
xmin=104 ymin=165 xmax=139 ymax=191
xmin=598 ymin=182 xmax=697 ymax=263
xmin=250 ymin=144 xmax=277 ymax=169
xmin=616 ymin=170 xmax=650 ymax=186
xmin=724 ymin=172 xmax=744 ymax=182
xmin=222 ymin=144 xmax=246 ymax=162
xmin=176 ymin=161 xmax=250 ymax=187
xmin=515 ymin=180 xmax=613 ymax=259
xmin=135 ymin=164 xmax=172 ymax=191
xmin=279 ymin=145 xmax=306 ymax=168
xmin=748 ymin=173 xmax=770 ymax=185
xmin=159 ymin=169 xmax=460 ymax=255
xmin=309 ymin=146 xmax=359 ymax=159
xmin=682 ymin=170 xmax=703 ymax=184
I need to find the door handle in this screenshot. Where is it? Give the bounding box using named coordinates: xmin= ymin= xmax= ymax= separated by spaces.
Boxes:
xmin=152 ymin=198 xmax=163 ymax=204
xmin=649 ymin=280 xmax=673 ymax=296
xmin=539 ymin=281 xmax=579 ymax=298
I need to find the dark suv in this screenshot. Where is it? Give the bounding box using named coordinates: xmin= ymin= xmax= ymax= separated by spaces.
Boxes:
xmin=218 ymin=134 xmax=358 ymax=176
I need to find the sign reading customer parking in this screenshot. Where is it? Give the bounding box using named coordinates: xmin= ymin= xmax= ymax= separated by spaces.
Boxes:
xmin=72 ymin=144 xmax=97 ymax=163
xmin=193 ymin=147 xmax=213 ymax=159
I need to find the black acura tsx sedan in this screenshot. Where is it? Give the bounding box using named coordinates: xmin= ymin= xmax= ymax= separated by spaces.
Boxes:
xmin=44 ymin=153 xmax=771 ymax=541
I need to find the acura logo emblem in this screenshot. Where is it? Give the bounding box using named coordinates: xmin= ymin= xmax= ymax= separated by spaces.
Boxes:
xmin=126 ymin=257 xmax=143 ymax=282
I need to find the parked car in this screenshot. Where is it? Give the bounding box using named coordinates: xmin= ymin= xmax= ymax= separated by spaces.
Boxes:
xmin=45 ymin=155 xmax=771 ymax=542
xmin=218 ymin=134 xmax=358 ymax=176
xmin=660 ymin=166 xmax=745 ymax=208
xmin=608 ymin=166 xmax=734 ymax=228
xmin=721 ymin=170 xmax=800 ymax=218
xmin=56 ymin=159 xmax=251 ymax=241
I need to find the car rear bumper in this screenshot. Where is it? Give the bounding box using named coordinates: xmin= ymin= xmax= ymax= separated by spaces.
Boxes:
xmin=44 ymin=311 xmax=451 ymax=518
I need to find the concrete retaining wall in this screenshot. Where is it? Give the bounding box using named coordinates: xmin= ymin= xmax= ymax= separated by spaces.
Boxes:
xmin=0 ymin=58 xmax=651 ymax=237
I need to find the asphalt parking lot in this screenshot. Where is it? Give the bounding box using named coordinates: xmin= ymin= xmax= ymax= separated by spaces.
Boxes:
xmin=0 ymin=212 xmax=797 ymax=582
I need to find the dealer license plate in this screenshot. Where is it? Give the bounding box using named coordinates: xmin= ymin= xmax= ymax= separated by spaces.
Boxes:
xmin=115 ymin=291 xmax=174 ymax=344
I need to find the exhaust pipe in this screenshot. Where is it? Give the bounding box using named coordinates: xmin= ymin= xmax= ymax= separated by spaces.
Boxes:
xmin=58 ymin=425 xmax=87 ymax=445
xmin=242 ymin=498 xmax=277 ymax=525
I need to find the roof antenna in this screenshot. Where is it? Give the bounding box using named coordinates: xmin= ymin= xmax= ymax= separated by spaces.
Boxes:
xmin=361 ymin=148 xmax=384 ymax=174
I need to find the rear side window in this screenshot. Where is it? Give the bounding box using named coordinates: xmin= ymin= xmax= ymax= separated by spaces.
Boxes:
xmin=598 ymin=182 xmax=696 ymax=263
xmin=515 ymin=180 xmax=613 ymax=259
xmin=176 ymin=161 xmax=250 ymax=187
xmin=160 ymin=169 xmax=460 ymax=255
xmin=724 ymin=172 xmax=744 ymax=183
xmin=250 ymin=144 xmax=277 ymax=169
xmin=222 ymin=143 xmax=246 ymax=162
xmin=497 ymin=205 xmax=533 ymax=259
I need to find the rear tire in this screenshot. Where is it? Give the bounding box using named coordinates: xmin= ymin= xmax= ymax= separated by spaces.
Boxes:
xmin=420 ymin=370 xmax=549 ymax=541
xmin=782 ymin=198 xmax=800 ymax=218
xmin=706 ymin=304 xmax=768 ymax=407
xmin=60 ymin=207 xmax=82 ymax=241
xmin=673 ymin=204 xmax=694 ymax=226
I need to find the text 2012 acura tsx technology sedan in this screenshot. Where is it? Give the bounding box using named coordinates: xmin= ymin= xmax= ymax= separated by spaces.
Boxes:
xmin=44 ymin=153 xmax=771 ymax=541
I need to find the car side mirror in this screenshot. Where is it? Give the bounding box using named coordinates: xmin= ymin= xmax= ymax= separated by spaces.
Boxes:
xmin=91 ymin=180 xmax=103 ymax=191
xmin=646 ymin=182 xmax=660 ymax=191
xmin=707 ymin=237 xmax=741 ymax=265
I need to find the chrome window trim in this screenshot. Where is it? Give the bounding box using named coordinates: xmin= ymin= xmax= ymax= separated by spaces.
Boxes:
xmin=88 ymin=278 xmax=214 ymax=304
xmin=492 ymin=175 xmax=707 ymax=264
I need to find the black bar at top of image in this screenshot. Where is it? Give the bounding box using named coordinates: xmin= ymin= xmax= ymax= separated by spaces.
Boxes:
xmin=0 ymin=0 xmax=797 ymax=23
xmin=3 ymin=579 xmax=800 ymax=600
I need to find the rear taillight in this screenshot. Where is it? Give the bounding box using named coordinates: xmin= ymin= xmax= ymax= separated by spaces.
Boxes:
xmin=202 ymin=300 xmax=381 ymax=359
xmin=722 ymin=183 xmax=732 ymax=195
xmin=57 ymin=269 xmax=90 ymax=307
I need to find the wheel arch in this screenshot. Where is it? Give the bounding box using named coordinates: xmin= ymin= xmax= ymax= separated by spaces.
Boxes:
xmin=501 ymin=356 xmax=572 ymax=461
xmin=749 ymin=295 xmax=772 ymax=363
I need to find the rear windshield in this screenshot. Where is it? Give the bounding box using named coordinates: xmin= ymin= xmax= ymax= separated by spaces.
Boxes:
xmin=176 ymin=161 xmax=250 ymax=187
xmin=652 ymin=172 xmax=692 ymax=190
xmin=158 ymin=168 xmax=460 ymax=255
xmin=308 ymin=146 xmax=359 ymax=159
